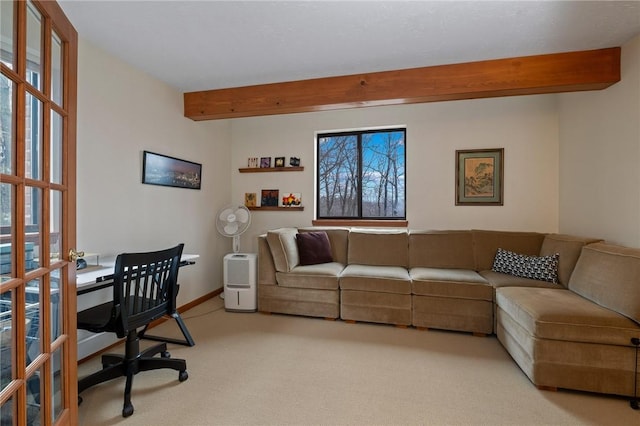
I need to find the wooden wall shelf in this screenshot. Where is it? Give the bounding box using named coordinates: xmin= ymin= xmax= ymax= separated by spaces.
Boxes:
xmin=239 ymin=166 xmax=304 ymax=173
xmin=247 ymin=206 xmax=304 ymax=211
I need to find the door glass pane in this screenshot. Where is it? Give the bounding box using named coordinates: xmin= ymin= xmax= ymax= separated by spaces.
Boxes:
xmin=26 ymin=1 xmax=42 ymax=90
xmin=25 ymin=278 xmax=41 ymax=367
xmin=50 ymin=268 xmax=61 ymax=341
xmin=50 ymin=111 xmax=62 ymax=184
xmin=0 ymin=394 xmax=16 ymax=425
xmin=1 ymin=183 xmax=12 ymax=282
xmin=26 ymin=365 xmax=42 ymax=424
xmin=50 ymin=190 xmax=61 ymax=262
xmin=25 ymin=186 xmax=41 ymax=270
xmin=1 ymin=73 xmax=14 ymax=175
xmin=51 ymin=346 xmax=63 ymax=422
xmin=0 ymin=288 xmax=13 ymax=392
xmin=0 ymin=0 xmax=14 ymax=69
xmin=51 ymin=32 xmax=63 ymax=106
xmin=25 ymin=93 xmax=42 ymax=180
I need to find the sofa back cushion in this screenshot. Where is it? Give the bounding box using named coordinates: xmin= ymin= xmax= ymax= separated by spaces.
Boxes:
xmin=409 ymin=230 xmax=475 ymax=269
xmin=298 ymin=227 xmax=349 ymax=265
xmin=348 ymin=230 xmax=409 ymax=267
xmin=266 ymin=228 xmax=299 ymax=272
xmin=472 ymin=230 xmax=545 ymax=271
xmin=539 ymin=234 xmax=602 ymax=287
xmin=568 ymin=242 xmax=640 ymax=325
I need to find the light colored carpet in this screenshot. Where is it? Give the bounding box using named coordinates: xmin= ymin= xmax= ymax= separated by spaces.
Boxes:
xmin=78 ymin=297 xmax=639 ymax=425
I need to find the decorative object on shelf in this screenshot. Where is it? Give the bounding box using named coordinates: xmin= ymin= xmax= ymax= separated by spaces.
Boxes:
xmin=244 ymin=193 xmax=257 ymax=207
xmin=281 ymin=192 xmax=301 ymax=207
xmin=260 ymin=157 xmax=271 ymax=168
xmin=289 ymin=157 xmax=301 ymax=167
xmin=274 ymin=157 xmax=285 ymax=167
xmin=455 ymin=148 xmax=504 ymax=205
xmin=215 ymin=205 xmax=251 ymax=253
xmin=247 ymin=157 xmax=259 ymax=168
xmin=142 ymin=150 xmax=202 ymax=190
xmin=261 ymin=189 xmax=279 ymax=207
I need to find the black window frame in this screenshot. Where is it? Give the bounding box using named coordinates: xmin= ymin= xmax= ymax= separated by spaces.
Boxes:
xmin=316 ymin=127 xmax=406 ymax=221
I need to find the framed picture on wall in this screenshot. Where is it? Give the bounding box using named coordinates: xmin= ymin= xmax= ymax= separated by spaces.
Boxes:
xmin=455 ymin=148 xmax=504 ymax=205
xmin=142 ymin=150 xmax=202 ymax=190
xmin=274 ymin=157 xmax=285 ymax=167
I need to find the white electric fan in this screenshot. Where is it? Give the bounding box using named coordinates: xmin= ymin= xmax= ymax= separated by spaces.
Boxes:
xmin=216 ymin=204 xmax=252 ymax=252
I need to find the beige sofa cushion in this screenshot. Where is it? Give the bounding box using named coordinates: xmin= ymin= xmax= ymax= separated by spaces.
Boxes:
xmin=539 ymin=234 xmax=602 ymax=287
xmin=275 ymin=262 xmax=344 ymax=290
xmin=347 ymin=230 xmax=409 ymax=267
xmin=568 ymin=242 xmax=640 ymax=325
xmin=472 ymin=230 xmax=545 ymax=271
xmin=479 ymin=270 xmax=563 ymax=290
xmin=340 ymin=264 xmax=411 ymax=294
xmin=410 ymin=267 xmax=492 ymax=301
xmin=496 ymin=287 xmax=640 ymax=346
xmin=409 ymin=230 xmax=475 ymax=269
xmin=266 ymin=228 xmax=299 ymax=272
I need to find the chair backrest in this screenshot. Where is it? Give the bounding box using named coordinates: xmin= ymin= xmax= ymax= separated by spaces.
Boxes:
xmin=112 ymin=244 xmax=184 ymax=337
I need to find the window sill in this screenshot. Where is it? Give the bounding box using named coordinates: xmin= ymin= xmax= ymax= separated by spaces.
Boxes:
xmin=311 ymin=219 xmax=408 ymax=228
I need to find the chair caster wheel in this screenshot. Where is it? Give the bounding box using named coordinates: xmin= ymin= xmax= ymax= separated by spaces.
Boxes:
xmin=161 ymin=351 xmax=170 ymax=358
xmin=122 ymin=403 xmax=134 ymax=417
xmin=179 ymin=370 xmax=188 ymax=382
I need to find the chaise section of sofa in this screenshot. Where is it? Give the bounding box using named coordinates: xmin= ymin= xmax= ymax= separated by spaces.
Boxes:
xmin=496 ymin=242 xmax=640 ymax=397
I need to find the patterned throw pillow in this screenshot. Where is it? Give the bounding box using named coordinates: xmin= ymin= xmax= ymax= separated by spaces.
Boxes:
xmin=491 ymin=248 xmax=560 ymax=283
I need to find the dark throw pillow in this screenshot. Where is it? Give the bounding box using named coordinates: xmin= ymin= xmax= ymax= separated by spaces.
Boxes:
xmin=296 ymin=232 xmax=333 ymax=266
xmin=492 ymin=248 xmax=560 ymax=283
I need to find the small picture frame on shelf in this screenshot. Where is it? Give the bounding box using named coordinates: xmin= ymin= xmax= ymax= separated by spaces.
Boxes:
xmin=289 ymin=157 xmax=301 ymax=167
xmin=245 ymin=192 xmax=257 ymax=207
xmin=261 ymin=189 xmax=279 ymax=207
xmin=281 ymin=192 xmax=302 ymax=207
xmin=247 ymin=157 xmax=259 ymax=168
xmin=260 ymin=157 xmax=271 ymax=168
xmin=274 ymin=157 xmax=285 ymax=167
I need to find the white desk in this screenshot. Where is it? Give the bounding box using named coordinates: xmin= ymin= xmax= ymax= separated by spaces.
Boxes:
xmin=76 ymin=254 xmax=199 ymax=360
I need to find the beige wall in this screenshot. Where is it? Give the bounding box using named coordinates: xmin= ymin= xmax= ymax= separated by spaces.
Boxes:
xmin=76 ymin=38 xmax=233 ymax=303
xmin=231 ymin=95 xmax=560 ymax=253
xmin=558 ymin=35 xmax=640 ymax=247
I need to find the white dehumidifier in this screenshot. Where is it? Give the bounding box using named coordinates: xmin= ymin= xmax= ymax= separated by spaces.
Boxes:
xmin=223 ymin=253 xmax=257 ymax=312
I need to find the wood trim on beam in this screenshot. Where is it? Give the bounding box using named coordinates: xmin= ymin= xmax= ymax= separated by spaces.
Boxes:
xmin=184 ymin=47 xmax=620 ymax=121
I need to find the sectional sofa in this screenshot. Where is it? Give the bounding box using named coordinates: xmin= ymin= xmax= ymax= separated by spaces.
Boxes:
xmin=257 ymin=227 xmax=640 ymax=399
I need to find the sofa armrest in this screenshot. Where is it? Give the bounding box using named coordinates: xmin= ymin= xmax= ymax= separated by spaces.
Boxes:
xmin=258 ymin=235 xmax=277 ymax=285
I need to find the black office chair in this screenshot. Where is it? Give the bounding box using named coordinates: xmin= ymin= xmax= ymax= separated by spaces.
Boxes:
xmin=77 ymin=244 xmax=188 ymax=417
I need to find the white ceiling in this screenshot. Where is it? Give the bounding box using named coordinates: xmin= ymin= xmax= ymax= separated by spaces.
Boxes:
xmin=58 ymin=1 xmax=640 ymax=93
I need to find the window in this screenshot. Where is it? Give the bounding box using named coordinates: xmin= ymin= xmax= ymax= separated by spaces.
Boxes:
xmin=317 ymin=128 xmax=406 ymax=220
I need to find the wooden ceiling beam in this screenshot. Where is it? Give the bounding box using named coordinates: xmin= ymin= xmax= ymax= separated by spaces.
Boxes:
xmin=184 ymin=47 xmax=620 ymax=121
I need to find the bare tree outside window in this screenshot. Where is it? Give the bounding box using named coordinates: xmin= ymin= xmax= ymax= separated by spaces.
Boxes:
xmin=317 ymin=129 xmax=406 ymax=220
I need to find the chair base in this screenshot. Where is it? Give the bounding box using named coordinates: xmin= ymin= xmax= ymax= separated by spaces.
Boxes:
xmin=138 ymin=311 xmax=196 ymax=347
xmin=78 ymin=338 xmax=187 ymax=417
